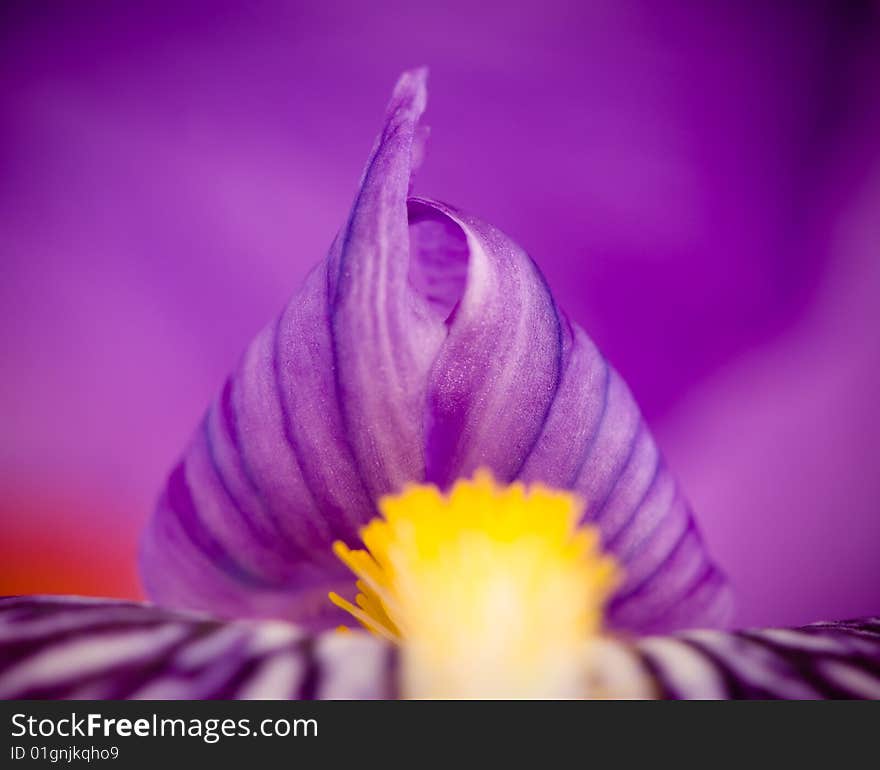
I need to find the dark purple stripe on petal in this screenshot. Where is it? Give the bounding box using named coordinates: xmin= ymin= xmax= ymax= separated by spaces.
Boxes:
xmin=606 ymin=466 xmax=678 ymax=561
xmin=595 ymin=425 xmax=660 ymax=537
xmin=0 ymin=597 xmax=394 ymax=700
xmin=211 ymin=376 xmax=312 ymax=561
xmin=164 ymin=462 xmax=274 ymax=589
xmin=520 ymin=323 xmax=611 ymax=489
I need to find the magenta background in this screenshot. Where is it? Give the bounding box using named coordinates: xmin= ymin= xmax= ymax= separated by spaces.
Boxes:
xmin=1 ymin=1 xmax=878 ymax=626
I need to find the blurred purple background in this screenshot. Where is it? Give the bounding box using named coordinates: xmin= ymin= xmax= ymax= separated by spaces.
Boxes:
xmin=1 ymin=1 xmax=878 ymax=626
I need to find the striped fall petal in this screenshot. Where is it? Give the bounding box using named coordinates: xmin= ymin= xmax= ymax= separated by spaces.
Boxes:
xmin=2 ymin=598 xmax=878 ymax=699
xmin=140 ymin=68 xmax=730 ymax=638
xmin=0 ymin=596 xmax=393 ymax=700
xmin=634 ymin=618 xmax=880 ymax=699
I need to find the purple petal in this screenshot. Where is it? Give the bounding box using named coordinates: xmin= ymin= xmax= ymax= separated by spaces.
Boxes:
xmin=0 ymin=596 xmax=393 ymax=699
xmin=635 ymin=617 xmax=880 ymax=699
xmin=142 ymin=69 xmax=729 ymax=634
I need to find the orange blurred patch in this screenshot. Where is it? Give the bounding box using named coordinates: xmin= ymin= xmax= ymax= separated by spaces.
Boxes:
xmin=0 ymin=489 xmax=144 ymax=600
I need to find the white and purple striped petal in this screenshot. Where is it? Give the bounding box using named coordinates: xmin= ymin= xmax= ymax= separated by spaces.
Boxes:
xmin=0 ymin=596 xmax=393 ymax=700
xmin=633 ymin=617 xmax=880 ymax=699
xmin=141 ymin=69 xmax=729 ymax=634
xmin=3 ymin=598 xmax=877 ymax=700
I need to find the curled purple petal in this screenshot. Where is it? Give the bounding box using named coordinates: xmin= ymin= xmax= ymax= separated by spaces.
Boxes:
xmin=413 ymin=198 xmax=732 ymax=634
xmin=0 ymin=596 xmax=393 ymax=700
xmin=142 ymin=69 xmax=729 ymax=634
xmin=635 ymin=617 xmax=880 ymax=699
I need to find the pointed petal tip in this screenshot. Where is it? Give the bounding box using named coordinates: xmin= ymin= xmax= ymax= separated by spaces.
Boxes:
xmin=390 ymin=67 xmax=429 ymax=114
xmin=398 ymin=66 xmax=429 ymax=88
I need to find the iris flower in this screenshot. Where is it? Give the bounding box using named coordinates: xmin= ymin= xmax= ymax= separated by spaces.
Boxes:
xmin=1 ymin=70 xmax=878 ymax=700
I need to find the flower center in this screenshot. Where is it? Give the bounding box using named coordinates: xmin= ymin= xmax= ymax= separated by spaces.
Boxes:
xmin=329 ymin=471 xmax=621 ymax=698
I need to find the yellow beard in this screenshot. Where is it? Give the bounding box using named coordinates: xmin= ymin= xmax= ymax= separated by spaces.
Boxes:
xmin=330 ymin=471 xmax=621 ymax=699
